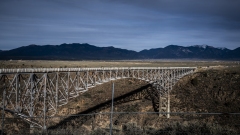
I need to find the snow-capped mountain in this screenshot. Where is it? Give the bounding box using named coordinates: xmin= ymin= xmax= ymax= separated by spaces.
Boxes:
xmin=0 ymin=44 xmax=239 ymax=60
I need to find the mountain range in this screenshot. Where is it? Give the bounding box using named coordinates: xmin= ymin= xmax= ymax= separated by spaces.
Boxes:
xmin=0 ymin=43 xmax=239 ymax=60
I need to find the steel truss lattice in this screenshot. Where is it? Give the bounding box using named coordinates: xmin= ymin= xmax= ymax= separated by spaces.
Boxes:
xmin=0 ymin=67 xmax=196 ymax=129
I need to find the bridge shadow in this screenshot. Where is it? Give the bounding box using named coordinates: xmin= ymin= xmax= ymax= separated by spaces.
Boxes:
xmin=47 ymin=83 xmax=160 ymax=130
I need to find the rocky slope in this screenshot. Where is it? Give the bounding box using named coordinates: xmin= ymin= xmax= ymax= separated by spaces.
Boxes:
xmin=171 ymin=67 xmax=240 ymax=129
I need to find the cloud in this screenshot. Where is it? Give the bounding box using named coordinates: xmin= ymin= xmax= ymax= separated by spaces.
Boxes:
xmin=0 ymin=0 xmax=239 ymax=51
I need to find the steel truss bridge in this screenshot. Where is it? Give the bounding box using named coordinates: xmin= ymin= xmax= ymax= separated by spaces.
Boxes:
xmin=0 ymin=67 xmax=196 ymax=130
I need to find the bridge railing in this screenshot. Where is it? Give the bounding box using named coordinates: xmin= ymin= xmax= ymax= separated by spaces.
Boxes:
xmin=0 ymin=67 xmax=197 ymax=73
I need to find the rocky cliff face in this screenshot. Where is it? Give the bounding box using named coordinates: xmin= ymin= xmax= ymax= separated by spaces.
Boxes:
xmin=171 ymin=67 xmax=240 ymax=131
xmin=172 ymin=67 xmax=240 ymax=113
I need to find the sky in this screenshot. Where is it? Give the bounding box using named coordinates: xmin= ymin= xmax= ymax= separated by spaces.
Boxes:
xmin=0 ymin=0 xmax=240 ymax=51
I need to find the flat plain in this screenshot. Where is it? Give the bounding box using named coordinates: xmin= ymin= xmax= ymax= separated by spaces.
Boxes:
xmin=0 ymin=60 xmax=239 ymax=68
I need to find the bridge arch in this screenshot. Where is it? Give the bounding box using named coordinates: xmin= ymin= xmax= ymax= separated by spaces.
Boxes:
xmin=0 ymin=67 xmax=196 ymax=128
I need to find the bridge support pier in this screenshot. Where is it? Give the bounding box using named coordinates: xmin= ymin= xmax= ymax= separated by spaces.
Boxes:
xmin=159 ymin=95 xmax=170 ymax=118
xmin=29 ymin=73 xmax=34 ymax=133
xmin=167 ymin=91 xmax=170 ymax=118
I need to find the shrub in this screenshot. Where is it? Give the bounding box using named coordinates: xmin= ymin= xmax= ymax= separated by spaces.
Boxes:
xmin=191 ymin=78 xmax=198 ymax=86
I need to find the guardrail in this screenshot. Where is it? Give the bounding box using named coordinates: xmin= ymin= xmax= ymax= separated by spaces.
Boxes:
xmin=0 ymin=67 xmax=197 ymax=73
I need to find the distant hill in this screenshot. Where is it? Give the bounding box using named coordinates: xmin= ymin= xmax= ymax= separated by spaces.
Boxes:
xmin=225 ymin=47 xmax=240 ymax=59
xmin=0 ymin=43 xmax=239 ymax=60
xmin=139 ymin=45 xmax=231 ymax=59
xmin=0 ymin=43 xmax=139 ymax=60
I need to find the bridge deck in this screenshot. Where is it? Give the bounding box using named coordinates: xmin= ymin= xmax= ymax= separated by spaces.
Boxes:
xmin=0 ymin=67 xmax=196 ymax=73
